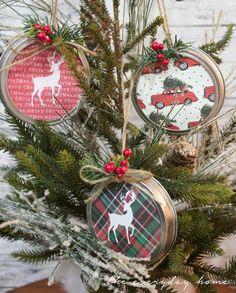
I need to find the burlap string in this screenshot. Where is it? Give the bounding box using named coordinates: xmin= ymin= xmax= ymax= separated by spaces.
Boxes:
xmin=52 ymin=0 xmax=59 ymax=28
xmin=157 ymin=0 xmax=173 ymax=45
xmin=80 ymin=165 xmax=153 ymax=203
xmin=0 ymin=42 xmax=53 ymax=73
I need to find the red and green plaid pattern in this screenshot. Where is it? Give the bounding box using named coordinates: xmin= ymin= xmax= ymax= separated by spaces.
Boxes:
xmin=91 ymin=183 xmax=162 ymax=259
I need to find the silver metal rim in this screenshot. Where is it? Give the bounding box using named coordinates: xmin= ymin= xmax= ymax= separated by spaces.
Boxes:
xmin=132 ymin=47 xmax=225 ymax=135
xmin=86 ymin=178 xmax=177 ymax=267
xmin=0 ymin=38 xmax=90 ymax=125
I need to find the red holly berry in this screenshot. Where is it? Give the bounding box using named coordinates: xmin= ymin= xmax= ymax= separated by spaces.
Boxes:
xmin=34 ymin=23 xmax=42 ymax=30
xmin=142 ymin=66 xmax=151 ymax=74
xmin=157 ymin=53 xmax=164 ymax=60
xmin=150 ymin=41 xmax=160 ymax=51
xmin=44 ymin=35 xmax=53 ymax=43
xmin=121 ymin=166 xmax=128 ymax=174
xmin=104 ymin=162 xmax=115 ymax=173
xmin=43 ymin=25 xmax=52 ymax=34
xmin=115 ymin=167 xmax=122 ymax=174
xmin=121 ymin=160 xmax=128 ymax=167
xmin=117 ymin=173 xmax=123 ymax=179
xmin=162 ymin=59 xmax=170 ymax=66
xmin=37 ymin=31 xmax=47 ymax=42
xmin=158 ymin=43 xmax=165 ymax=50
xmin=123 ymin=148 xmax=132 ymax=158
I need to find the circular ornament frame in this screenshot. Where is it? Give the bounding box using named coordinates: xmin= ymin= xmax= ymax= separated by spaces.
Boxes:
xmin=132 ymin=47 xmax=225 ymax=134
xmin=87 ymin=177 xmax=178 ymax=267
xmin=0 ymin=38 xmax=90 ymax=125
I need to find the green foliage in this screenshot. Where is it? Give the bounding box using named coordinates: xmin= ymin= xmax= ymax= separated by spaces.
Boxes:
xmin=163 ymin=76 xmax=192 ymax=90
xmin=155 ymin=168 xmax=233 ymax=205
xmin=141 ymin=36 xmax=191 ymax=66
xmin=12 ymin=248 xmax=61 ymax=264
xmin=149 ymin=111 xmax=176 ymax=125
xmin=168 ymin=244 xmax=186 ymax=271
xmin=23 ymin=16 xmax=84 ymax=42
xmin=130 ymin=142 xmax=166 ymax=171
xmin=123 ymin=16 xmax=164 ymax=54
xmin=200 ymin=24 xmax=234 ymax=64
xmin=201 ymin=105 xmax=213 ymax=118
xmin=164 ymin=35 xmax=193 ymax=51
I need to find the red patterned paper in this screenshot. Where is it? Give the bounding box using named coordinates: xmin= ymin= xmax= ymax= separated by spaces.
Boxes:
xmin=7 ymin=44 xmax=83 ymax=121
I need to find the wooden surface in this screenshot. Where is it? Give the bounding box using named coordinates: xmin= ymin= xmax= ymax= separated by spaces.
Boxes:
xmin=6 ymin=279 xmax=66 ymax=293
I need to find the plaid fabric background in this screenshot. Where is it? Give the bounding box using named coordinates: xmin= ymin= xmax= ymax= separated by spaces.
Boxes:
xmin=91 ymin=182 xmax=162 ymax=259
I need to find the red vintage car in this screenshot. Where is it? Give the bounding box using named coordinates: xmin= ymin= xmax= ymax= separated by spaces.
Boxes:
xmin=166 ymin=123 xmax=180 ymax=131
xmin=174 ymin=57 xmax=200 ymax=71
xmin=142 ymin=61 xmax=168 ymax=75
xmin=138 ymin=99 xmax=146 ymax=109
xmin=151 ymin=89 xmax=198 ymax=109
xmin=204 ymin=86 xmax=216 ymax=102
xmin=188 ymin=120 xmax=201 ymax=128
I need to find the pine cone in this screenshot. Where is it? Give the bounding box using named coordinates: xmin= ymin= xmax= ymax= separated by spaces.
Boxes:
xmin=162 ymin=137 xmax=198 ymax=172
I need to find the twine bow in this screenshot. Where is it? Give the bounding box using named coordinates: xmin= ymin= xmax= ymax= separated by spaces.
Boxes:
xmin=80 ymin=165 xmax=153 ymax=203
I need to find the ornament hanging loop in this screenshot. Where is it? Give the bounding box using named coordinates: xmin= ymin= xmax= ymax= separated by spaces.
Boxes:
xmin=52 ymin=0 xmax=59 ymax=29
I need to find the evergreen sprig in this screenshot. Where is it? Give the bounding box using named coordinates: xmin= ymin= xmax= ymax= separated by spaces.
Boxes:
xmin=12 ymin=248 xmax=61 ymax=264
xmin=123 ymin=16 xmax=164 ymax=54
xmin=199 ymin=24 xmax=234 ymax=64
xmin=23 ymin=16 xmax=84 ymax=43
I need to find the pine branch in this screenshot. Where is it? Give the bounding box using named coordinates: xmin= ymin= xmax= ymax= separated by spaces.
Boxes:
xmin=0 ymin=135 xmax=22 ymax=154
xmin=0 ymin=223 xmax=37 ymax=244
xmin=130 ymin=143 xmax=166 ymax=171
xmin=199 ymin=24 xmax=234 ymax=64
xmin=155 ymin=168 xmax=233 ymax=205
xmin=12 ymin=247 xmax=61 ymax=265
xmin=168 ymin=244 xmax=186 ymax=271
xmin=123 ymin=16 xmax=164 ymax=54
xmin=112 ymin=0 xmax=124 ymax=113
xmin=81 ymin=0 xmax=113 ymax=30
xmin=220 ymin=114 xmax=236 ymax=147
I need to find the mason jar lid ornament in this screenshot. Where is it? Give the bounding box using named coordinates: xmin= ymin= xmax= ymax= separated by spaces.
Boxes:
xmin=0 ymin=38 xmax=90 ymax=125
xmin=87 ymin=178 xmax=177 ymax=267
xmin=133 ymin=46 xmax=225 ymax=134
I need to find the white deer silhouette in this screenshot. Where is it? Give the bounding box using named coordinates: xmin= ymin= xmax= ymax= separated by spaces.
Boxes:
xmin=31 ymin=51 xmax=64 ymax=107
xmin=107 ymin=190 xmax=136 ymax=244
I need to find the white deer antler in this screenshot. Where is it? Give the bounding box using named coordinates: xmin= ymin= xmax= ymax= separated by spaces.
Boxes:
xmin=56 ymin=55 xmax=64 ymax=65
xmin=129 ymin=190 xmax=136 ymax=203
xmin=119 ymin=192 xmax=126 ymax=202
xmin=47 ymin=51 xmax=57 ymax=64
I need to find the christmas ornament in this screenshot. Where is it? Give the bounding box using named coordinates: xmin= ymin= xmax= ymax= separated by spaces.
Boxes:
xmin=162 ymin=136 xmax=198 ymax=172
xmin=133 ymin=47 xmax=225 ymax=133
xmin=87 ymin=178 xmax=177 ymax=266
xmin=0 ymin=38 xmax=89 ymax=124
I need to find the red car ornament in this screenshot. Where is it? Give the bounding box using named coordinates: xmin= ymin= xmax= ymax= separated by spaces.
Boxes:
xmin=204 ymin=86 xmax=216 ymax=102
xmin=174 ymin=57 xmax=200 ymax=71
xmin=141 ymin=60 xmax=168 ymax=75
xmin=138 ymin=99 xmax=146 ymax=109
xmin=188 ymin=118 xmax=204 ymax=129
xmin=151 ymin=89 xmax=198 ymax=109
xmin=166 ymin=123 xmax=180 ymax=131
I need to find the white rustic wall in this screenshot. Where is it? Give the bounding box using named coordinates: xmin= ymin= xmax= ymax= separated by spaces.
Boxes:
xmin=0 ymin=0 xmax=235 ymax=292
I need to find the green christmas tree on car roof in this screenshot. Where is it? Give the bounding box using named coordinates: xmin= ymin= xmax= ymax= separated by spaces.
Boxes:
xmin=163 ymin=75 xmax=193 ymax=91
